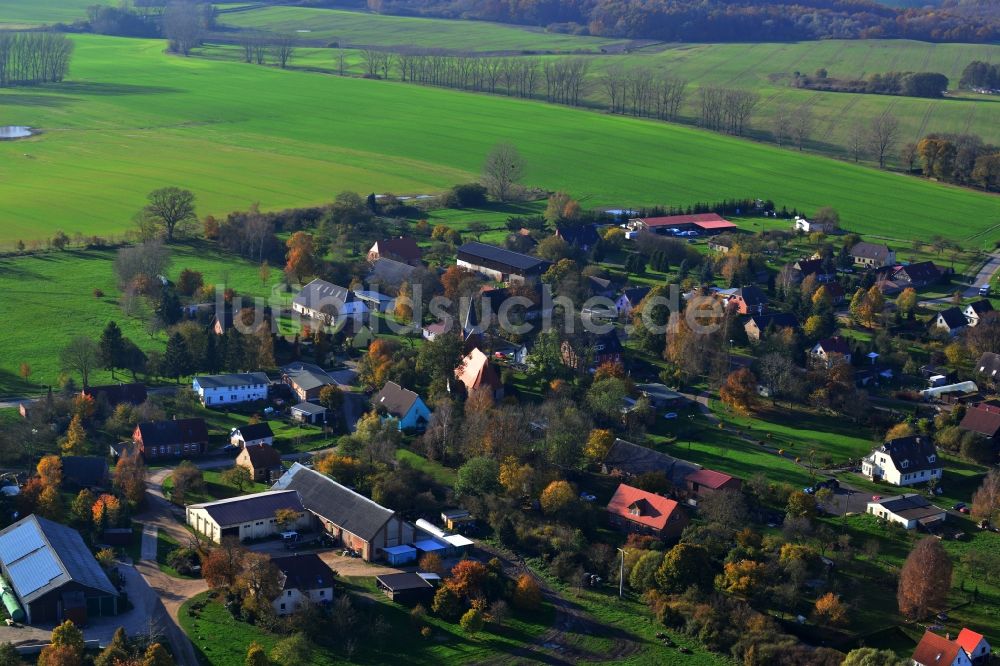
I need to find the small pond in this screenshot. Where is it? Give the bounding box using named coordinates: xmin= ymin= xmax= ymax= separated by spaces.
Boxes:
xmin=0 ymin=126 xmax=33 ymax=140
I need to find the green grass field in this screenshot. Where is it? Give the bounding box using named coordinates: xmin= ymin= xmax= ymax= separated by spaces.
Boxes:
xmin=0 ymin=0 xmax=107 ymax=26
xmin=208 ymin=4 xmax=1000 ymax=157
xmin=3 ymin=35 xmax=999 ymax=251
xmin=218 ymin=6 xmax=636 ymax=54
xmin=0 ymin=241 xmax=278 ymax=396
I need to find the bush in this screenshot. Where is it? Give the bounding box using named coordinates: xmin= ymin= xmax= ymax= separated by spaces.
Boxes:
xmin=446 ymin=183 xmax=489 ymax=208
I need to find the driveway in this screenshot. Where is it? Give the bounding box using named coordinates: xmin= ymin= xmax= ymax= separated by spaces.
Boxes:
xmin=822 ymin=484 xmax=872 ymax=516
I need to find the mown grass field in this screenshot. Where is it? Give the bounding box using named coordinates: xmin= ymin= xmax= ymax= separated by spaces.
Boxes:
xmin=217 ymin=5 xmax=636 ymax=53
xmin=0 ymin=241 xmax=278 ymax=396
xmin=210 ymin=4 xmax=1000 ymax=156
xmin=2 ymin=35 xmax=999 ymax=250
xmin=0 ymin=0 xmax=107 ymax=26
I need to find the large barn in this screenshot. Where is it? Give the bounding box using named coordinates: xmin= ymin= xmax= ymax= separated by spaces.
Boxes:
xmin=0 ymin=515 xmax=119 ymax=625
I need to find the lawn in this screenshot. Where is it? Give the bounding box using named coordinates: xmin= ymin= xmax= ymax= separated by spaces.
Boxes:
xmin=162 ymin=467 xmax=269 ymax=505
xmin=0 ymin=241 xmax=280 ymax=397
xmin=217 ymin=5 xmax=636 ymax=54
xmin=179 ymin=577 xmax=555 ymax=665
xmin=647 ymin=410 xmax=815 ymax=488
xmin=3 ymin=35 xmax=999 ymax=251
xmin=396 ymin=448 xmax=457 ymax=486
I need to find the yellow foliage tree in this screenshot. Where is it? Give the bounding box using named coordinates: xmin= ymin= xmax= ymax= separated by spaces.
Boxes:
xmin=719 ymin=559 xmax=767 ymax=596
xmin=498 ymin=456 xmax=533 ymax=496
xmin=539 ymin=480 xmax=575 ymax=515
xmin=884 ymin=422 xmax=916 ymax=441
xmin=61 ymin=414 xmax=87 ymax=456
xmin=719 ymin=368 xmax=759 ymax=416
xmin=92 ymin=494 xmax=121 ymax=527
xmin=584 ymin=429 xmax=615 ymax=463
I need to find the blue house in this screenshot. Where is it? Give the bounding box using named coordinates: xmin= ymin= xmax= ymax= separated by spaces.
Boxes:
xmin=372 ymin=381 xmax=431 ymax=431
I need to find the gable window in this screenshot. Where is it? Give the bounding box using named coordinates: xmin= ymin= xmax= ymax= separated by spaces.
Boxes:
xmin=928 ymin=455 xmax=936 ymax=463
xmin=900 ymin=460 xmax=909 ymax=469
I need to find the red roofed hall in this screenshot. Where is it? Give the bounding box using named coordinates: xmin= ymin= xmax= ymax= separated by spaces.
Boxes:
xmin=955 ymin=628 xmax=991 ymax=663
xmin=628 ymin=213 xmax=737 ymax=235
xmin=606 ymin=483 xmax=688 ymax=539
xmin=685 ymin=469 xmax=741 ymax=498
xmin=912 ymin=631 xmax=972 ymax=666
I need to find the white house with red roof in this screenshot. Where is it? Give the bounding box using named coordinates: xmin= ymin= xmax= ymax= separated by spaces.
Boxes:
xmin=956 ymin=628 xmax=991 ymax=664
xmin=606 ymin=483 xmax=688 ymax=539
xmin=912 ymin=631 xmax=973 ymax=666
xmin=684 ymin=469 xmax=741 ymax=499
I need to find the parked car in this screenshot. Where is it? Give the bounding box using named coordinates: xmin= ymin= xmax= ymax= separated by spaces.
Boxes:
xmin=580 ymin=492 xmax=597 ymax=502
xmin=872 ymin=495 xmax=881 ymax=502
xmin=952 ymin=502 xmax=966 ymax=511
xmin=663 ymin=412 xmax=679 ymax=420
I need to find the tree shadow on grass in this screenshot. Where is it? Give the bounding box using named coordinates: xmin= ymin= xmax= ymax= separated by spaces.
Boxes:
xmin=0 ymin=93 xmax=76 ymax=108
xmin=44 ymin=81 xmax=183 ymax=96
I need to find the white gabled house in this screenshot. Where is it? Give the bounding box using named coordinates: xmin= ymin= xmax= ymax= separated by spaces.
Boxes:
xmin=861 ymin=436 xmax=942 ymax=487
xmin=193 ymin=373 xmax=270 ymax=407
xmin=270 ymin=554 xmax=335 ymax=616
xmin=866 ymin=494 xmax=946 ymax=530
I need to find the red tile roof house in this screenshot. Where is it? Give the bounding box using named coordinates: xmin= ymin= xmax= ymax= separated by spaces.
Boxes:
xmin=955 ymin=628 xmax=991 ymax=664
xmin=367 ymin=237 xmax=423 ymax=266
xmin=606 ymin=483 xmax=689 ymax=540
xmin=684 ymin=469 xmax=741 ymax=499
xmin=959 ymin=402 xmax=1000 ymax=440
xmin=912 ymin=630 xmax=974 ymax=666
xmin=627 ymin=213 xmax=738 ymax=236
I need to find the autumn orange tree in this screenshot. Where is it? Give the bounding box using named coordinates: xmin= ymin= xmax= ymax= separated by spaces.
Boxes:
xmin=898 ymin=537 xmax=952 ymax=619
xmin=357 ymin=338 xmax=399 ymax=389
xmin=512 ymin=574 xmax=542 ymax=611
xmin=446 ymin=560 xmax=491 ymax=603
xmin=720 ymin=367 xmax=759 ymax=416
xmin=37 ymin=455 xmax=63 ymax=488
xmin=202 ymin=539 xmax=247 ymax=591
xmin=114 ymin=451 xmax=147 ymax=506
xmin=92 ymin=494 xmax=122 ymax=528
xmin=284 ymin=231 xmax=317 ymax=283
xmin=812 ymin=592 xmax=848 ymax=626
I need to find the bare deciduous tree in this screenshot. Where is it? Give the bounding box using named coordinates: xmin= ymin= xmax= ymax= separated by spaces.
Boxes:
xmin=163 ymin=0 xmax=205 ymax=56
xmin=270 ymin=34 xmax=297 ymax=69
xmin=60 ymin=336 xmax=101 ymax=388
xmin=847 ymin=120 xmax=867 ymax=162
xmin=773 ymin=102 xmax=792 ymax=146
xmin=868 ymin=112 xmax=901 ymax=169
xmin=481 ymin=142 xmax=525 ymax=202
xmin=790 ymin=105 xmax=813 ymax=151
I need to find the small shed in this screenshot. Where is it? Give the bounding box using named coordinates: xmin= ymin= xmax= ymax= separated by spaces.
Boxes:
xmin=376 ymin=572 xmax=434 ymax=604
xmin=440 ymin=509 xmax=472 ymax=531
xmin=290 ymin=402 xmax=327 ymax=425
xmin=413 ymin=539 xmax=446 ymax=556
xmin=384 ymin=545 xmax=418 ymax=566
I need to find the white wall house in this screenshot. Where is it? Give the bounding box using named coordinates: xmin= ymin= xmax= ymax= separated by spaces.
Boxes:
xmin=186 ymin=491 xmax=309 ymax=543
xmin=230 ymin=422 xmax=275 ymax=448
xmin=866 ymin=494 xmax=946 ymax=530
xmin=193 ymin=373 xmax=270 ymax=407
xmin=270 ymin=554 xmax=335 ymax=616
xmin=861 ymin=436 xmax=942 ymax=487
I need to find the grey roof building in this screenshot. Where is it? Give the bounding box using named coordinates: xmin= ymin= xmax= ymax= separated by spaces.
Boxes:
xmin=272 ymin=463 xmax=415 ymax=562
xmin=193 ymin=373 xmax=270 ymax=390
xmin=457 ymin=242 xmax=550 ymax=283
xmin=186 ymin=490 xmax=307 ymax=543
xmin=0 ymin=515 xmax=118 ymax=624
xmin=601 ymin=439 xmax=702 ymax=487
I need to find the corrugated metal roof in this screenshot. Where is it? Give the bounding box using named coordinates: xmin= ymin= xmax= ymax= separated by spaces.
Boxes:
xmin=0 ymin=515 xmax=117 ymax=603
xmin=189 ymin=490 xmax=304 ymax=527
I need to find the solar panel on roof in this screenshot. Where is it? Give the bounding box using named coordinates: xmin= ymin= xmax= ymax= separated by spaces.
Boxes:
xmin=0 ymin=522 xmax=45 ymax=564
xmin=9 ymin=549 xmax=62 ymax=596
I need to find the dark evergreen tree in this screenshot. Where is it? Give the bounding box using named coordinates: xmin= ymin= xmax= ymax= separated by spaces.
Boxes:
xmin=161 ymin=333 xmax=192 ymax=382
xmin=156 ymin=288 xmax=182 ymax=326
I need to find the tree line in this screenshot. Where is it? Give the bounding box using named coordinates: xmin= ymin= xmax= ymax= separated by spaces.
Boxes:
xmin=366 ymin=0 xmax=999 ymax=43
xmin=0 ymin=32 xmax=73 ymax=88
xmin=600 ymin=65 xmax=686 ymax=120
xmin=794 ymin=68 xmax=949 ymax=99
xmin=959 ymin=60 xmax=1000 ymax=91
xmin=904 ymin=132 xmax=1000 ymax=192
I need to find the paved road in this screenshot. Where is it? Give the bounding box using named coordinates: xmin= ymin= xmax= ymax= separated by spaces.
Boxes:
xmin=919 ymin=251 xmax=1000 ymax=306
